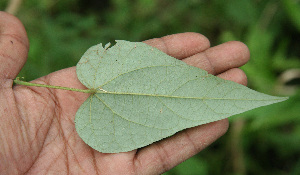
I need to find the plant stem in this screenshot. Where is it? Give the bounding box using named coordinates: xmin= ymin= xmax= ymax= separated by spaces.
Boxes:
xmin=13 ymin=78 xmax=95 ymax=94
xmin=230 ymin=118 xmax=246 ymax=175
xmin=5 ymin=0 xmax=23 ymax=15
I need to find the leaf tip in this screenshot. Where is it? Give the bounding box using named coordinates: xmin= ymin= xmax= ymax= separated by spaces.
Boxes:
xmin=280 ymin=96 xmax=289 ymax=102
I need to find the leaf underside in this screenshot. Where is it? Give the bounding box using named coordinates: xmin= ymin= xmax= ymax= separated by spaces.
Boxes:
xmin=75 ymin=40 xmax=287 ymax=153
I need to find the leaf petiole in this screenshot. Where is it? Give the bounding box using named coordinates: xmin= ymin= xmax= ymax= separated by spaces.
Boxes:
xmin=13 ymin=78 xmax=96 ymax=94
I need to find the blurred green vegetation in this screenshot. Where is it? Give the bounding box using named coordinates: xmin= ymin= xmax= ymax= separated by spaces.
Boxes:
xmin=1 ymin=0 xmax=300 ymax=174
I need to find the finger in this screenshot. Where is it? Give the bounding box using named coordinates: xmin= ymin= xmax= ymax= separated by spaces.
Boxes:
xmin=182 ymin=41 xmax=250 ymax=75
xmin=217 ymin=68 xmax=248 ymax=86
xmin=134 ymin=68 xmax=248 ymax=174
xmin=143 ymin=32 xmax=210 ymax=59
xmin=0 ymin=12 xmax=29 ymax=83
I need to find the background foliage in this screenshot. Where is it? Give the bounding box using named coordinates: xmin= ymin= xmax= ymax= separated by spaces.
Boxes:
xmin=1 ymin=0 xmax=300 ymax=174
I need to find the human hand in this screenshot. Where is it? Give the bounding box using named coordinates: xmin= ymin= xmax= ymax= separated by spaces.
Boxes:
xmin=0 ymin=12 xmax=249 ymax=174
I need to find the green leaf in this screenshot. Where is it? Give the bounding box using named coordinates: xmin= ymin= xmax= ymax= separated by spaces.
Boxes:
xmin=75 ymin=40 xmax=288 ymax=153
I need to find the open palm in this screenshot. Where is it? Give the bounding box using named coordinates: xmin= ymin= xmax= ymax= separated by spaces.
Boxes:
xmin=0 ymin=12 xmax=250 ymax=174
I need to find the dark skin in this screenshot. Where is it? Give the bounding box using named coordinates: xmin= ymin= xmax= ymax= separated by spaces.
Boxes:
xmin=0 ymin=12 xmax=250 ymax=174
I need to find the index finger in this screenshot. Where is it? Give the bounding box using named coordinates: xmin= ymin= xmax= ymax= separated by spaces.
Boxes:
xmin=143 ymin=32 xmax=210 ymax=60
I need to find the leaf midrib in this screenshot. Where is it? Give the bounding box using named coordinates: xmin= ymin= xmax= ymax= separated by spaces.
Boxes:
xmin=94 ymin=90 xmax=287 ymax=102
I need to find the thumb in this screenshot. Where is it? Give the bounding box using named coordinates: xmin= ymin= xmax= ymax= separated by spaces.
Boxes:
xmin=0 ymin=12 xmax=29 ymax=85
